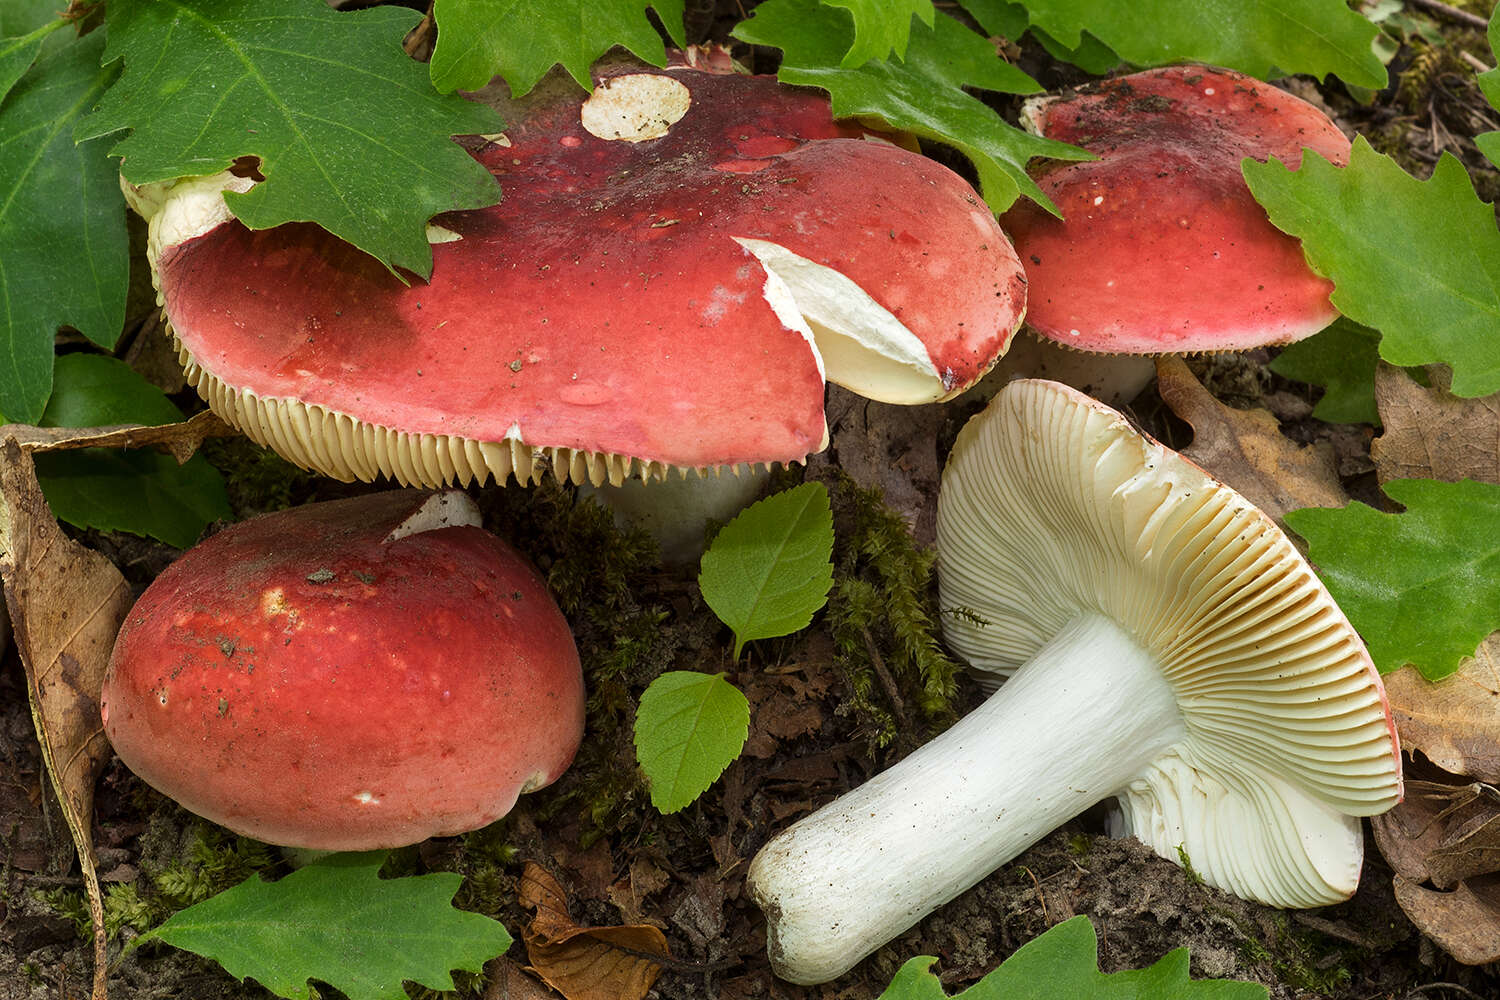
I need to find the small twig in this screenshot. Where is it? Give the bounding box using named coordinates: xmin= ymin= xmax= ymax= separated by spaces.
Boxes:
xmin=1405 ymin=0 xmax=1490 ymax=31
xmin=1459 ymin=50 xmax=1494 ymax=75
xmin=860 ymin=625 xmax=907 ymax=720
xmin=1408 ymin=983 xmax=1490 ymax=1000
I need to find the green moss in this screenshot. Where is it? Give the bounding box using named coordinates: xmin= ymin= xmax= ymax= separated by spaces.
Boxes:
xmin=197 ymin=435 xmax=318 ymax=518
xmin=33 ymin=881 xmax=155 ymax=943
xmin=1228 ymin=908 xmax=1354 ymax=996
xmin=825 ymin=474 xmax=959 ymax=750
xmin=1174 ymin=844 xmax=1205 ymax=886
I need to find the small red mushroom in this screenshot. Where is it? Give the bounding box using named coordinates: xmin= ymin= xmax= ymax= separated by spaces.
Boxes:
xmin=1001 ymin=65 xmax=1350 ymax=355
xmin=101 ymin=490 xmax=584 ymax=850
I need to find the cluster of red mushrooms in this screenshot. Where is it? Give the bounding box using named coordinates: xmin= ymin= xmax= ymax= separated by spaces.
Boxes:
xmin=101 ymin=54 xmax=1402 ymax=986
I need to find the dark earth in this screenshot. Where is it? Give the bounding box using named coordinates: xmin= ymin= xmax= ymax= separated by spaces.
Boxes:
xmin=5 ymin=1 xmax=1500 ymax=998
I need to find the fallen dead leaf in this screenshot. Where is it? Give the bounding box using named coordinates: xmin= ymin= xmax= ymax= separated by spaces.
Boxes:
xmin=1372 ymin=364 xmax=1500 ymax=486
xmin=483 ymin=956 xmax=559 ymax=1000
xmin=814 ymin=386 xmax=942 ymax=547
xmin=1374 ymin=776 xmax=1500 ymax=888
xmin=0 ymin=410 xmax=232 ymax=465
xmin=1392 ymin=874 xmax=1500 ymax=965
xmin=1384 ymin=641 xmax=1500 ymax=784
xmin=0 ymin=439 xmax=133 ymax=1000
xmin=519 ymin=862 xmax=671 ymax=1000
xmin=1154 ymin=356 xmax=1346 ymax=523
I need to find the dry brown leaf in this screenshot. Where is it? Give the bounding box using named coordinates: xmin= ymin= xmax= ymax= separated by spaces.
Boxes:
xmin=1392 ymin=874 xmax=1500 ymax=965
xmin=1384 ymin=642 xmax=1500 ymax=784
xmin=814 ymin=386 xmax=942 ymax=547
xmin=1372 ymin=364 xmax=1500 ymax=486
xmin=1154 ymin=356 xmax=1346 ymax=523
xmin=1374 ymin=777 xmax=1500 ymax=887
xmin=0 ymin=439 xmax=133 ymax=1000
xmin=519 ymin=862 xmax=670 ymax=1000
xmin=483 ymin=956 xmax=559 ymax=1000
xmin=0 ymin=410 xmax=232 ymax=465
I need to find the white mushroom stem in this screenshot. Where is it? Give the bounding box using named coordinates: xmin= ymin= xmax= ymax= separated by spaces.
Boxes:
xmin=747 ymin=610 xmax=1187 ymax=985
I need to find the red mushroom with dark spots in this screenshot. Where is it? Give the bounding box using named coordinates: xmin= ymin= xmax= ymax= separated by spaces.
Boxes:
xmin=1001 ymin=65 xmax=1350 ymax=355
xmin=101 ymin=490 xmax=584 ymax=850
xmin=127 ymin=58 xmax=1027 ymax=489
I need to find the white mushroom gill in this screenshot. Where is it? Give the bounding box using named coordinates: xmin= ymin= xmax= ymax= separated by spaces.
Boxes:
xmin=734 ymin=237 xmax=945 ymax=404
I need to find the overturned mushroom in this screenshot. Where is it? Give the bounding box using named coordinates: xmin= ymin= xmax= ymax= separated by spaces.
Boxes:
xmin=1001 ymin=65 xmax=1349 ymax=354
xmin=127 ymin=59 xmax=1026 ymax=489
xmin=746 ymin=378 xmax=1401 ymax=985
xmin=101 ymin=490 xmax=584 ymax=850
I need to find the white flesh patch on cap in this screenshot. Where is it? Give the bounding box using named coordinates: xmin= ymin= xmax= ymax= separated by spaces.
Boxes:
xmin=385 ymin=490 xmax=482 ymax=542
xmin=580 ymin=73 xmax=691 ymax=142
xmin=142 ymin=170 xmax=259 ymax=271
xmin=734 ymin=237 xmax=943 ymax=405
xmin=937 ymin=379 xmax=1401 ymax=906
xmin=426 ymin=223 xmax=463 ymax=244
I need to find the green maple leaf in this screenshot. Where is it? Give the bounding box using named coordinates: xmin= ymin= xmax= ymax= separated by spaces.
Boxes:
xmin=1286 ymin=479 xmax=1500 ymax=681
xmin=734 ymin=0 xmax=1088 ymax=215
xmin=78 ymin=0 xmax=502 ymax=279
xmin=879 ymin=915 xmax=1267 ymax=999
xmin=825 ymin=0 xmax=936 ymax=66
xmin=1266 ymin=319 xmax=1383 ymax=426
xmin=634 ymin=671 xmax=750 ymax=814
xmin=995 ymin=0 xmax=1385 ymax=87
xmin=136 ymin=852 xmax=512 ymax=1000
xmin=430 ymin=0 xmax=686 ymax=96
xmin=1244 ymin=138 xmax=1500 ymax=399
xmin=698 ymin=481 xmax=835 ymax=659
xmin=0 ymin=29 xmax=126 ymax=424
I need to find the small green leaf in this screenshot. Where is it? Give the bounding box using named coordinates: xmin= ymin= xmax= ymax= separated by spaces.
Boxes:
xmin=430 ymin=0 xmax=686 ymax=96
xmin=733 ymin=0 xmax=1087 ymax=215
xmin=1267 ymin=319 xmax=1383 ymax=426
xmin=878 ymin=916 xmax=1267 ymax=998
xmin=0 ymin=30 xmax=126 ymax=423
xmin=137 ymin=852 xmax=512 ymax=1000
xmin=37 ymin=355 xmax=231 ymax=548
xmin=1286 ymin=479 xmax=1500 ymax=680
xmin=79 ymin=0 xmax=502 ymax=279
xmin=698 ymin=481 xmax=834 ymax=659
xmin=1009 ymin=0 xmax=1385 ymax=88
xmin=634 ymin=671 xmax=750 ymax=814
xmin=824 ymin=0 xmax=936 ymax=66
xmin=1244 ymin=139 xmax=1500 ymax=399
xmin=1477 ymin=7 xmax=1500 ymax=167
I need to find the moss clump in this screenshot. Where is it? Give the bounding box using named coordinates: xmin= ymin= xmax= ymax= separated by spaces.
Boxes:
xmin=1230 ymin=909 xmax=1354 ymax=996
xmin=824 ymin=473 xmax=960 ymax=751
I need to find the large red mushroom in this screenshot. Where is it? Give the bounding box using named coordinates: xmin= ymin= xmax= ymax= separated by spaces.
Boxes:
xmin=101 ymin=490 xmax=584 ymax=850
xmin=126 ymin=57 xmax=1027 ymax=489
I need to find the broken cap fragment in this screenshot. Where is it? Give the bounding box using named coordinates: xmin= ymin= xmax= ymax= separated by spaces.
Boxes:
xmin=132 ymin=61 xmax=1027 ymax=489
xmin=745 ymin=378 xmax=1401 ymax=985
xmin=1001 ymin=65 xmax=1349 ymax=354
xmin=101 ymin=490 xmax=585 ymax=850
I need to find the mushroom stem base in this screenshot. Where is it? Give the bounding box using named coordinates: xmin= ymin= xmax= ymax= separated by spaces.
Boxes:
xmin=747 ymin=610 xmax=1185 ymax=984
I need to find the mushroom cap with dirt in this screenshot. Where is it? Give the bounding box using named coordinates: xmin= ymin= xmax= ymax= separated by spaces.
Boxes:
xmin=1000 ymin=65 xmax=1350 ymax=355
xmin=101 ymin=490 xmax=585 ymax=851
xmin=745 ymin=378 xmax=1402 ymax=985
xmin=126 ymin=57 xmax=1027 ymax=490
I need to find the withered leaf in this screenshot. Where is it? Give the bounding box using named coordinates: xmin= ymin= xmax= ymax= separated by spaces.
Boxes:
xmin=0 ymin=438 xmax=133 ymax=1000
xmin=1374 ymin=776 xmax=1500 ymax=888
xmin=483 ymin=956 xmax=558 ymax=1000
xmin=1392 ymin=874 xmax=1500 ymax=965
xmin=1372 ymin=364 xmax=1500 ymax=486
xmin=1155 ymin=356 xmax=1346 ymax=524
xmin=1384 ymin=641 xmax=1500 ymax=784
xmin=519 ymin=862 xmax=670 ymax=1000
xmin=0 ymin=409 xmax=232 ymax=465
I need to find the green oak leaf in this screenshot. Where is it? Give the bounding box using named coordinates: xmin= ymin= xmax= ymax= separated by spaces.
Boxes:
xmin=0 ymin=16 xmax=62 ymax=103
xmin=1286 ymin=479 xmax=1500 ymax=680
xmin=1244 ymin=138 xmax=1500 ymax=399
xmin=634 ymin=671 xmax=750 ymax=814
xmin=1006 ymin=0 xmax=1385 ymax=88
xmin=734 ymin=0 xmax=1087 ymax=215
xmin=430 ymin=0 xmax=686 ymax=96
xmin=1266 ymin=319 xmax=1383 ymax=426
xmin=79 ymin=0 xmax=502 ymax=279
xmin=1477 ymin=7 xmax=1500 ymax=167
xmin=136 ymin=852 xmax=512 ymax=1000
xmin=0 ymin=29 xmax=126 ymax=424
xmin=698 ymin=481 xmax=834 ymax=659
xmin=36 ymin=354 xmax=231 ymax=549
xmin=880 ymin=916 xmax=1266 ymax=998
xmin=825 ymin=0 xmax=936 ymax=66
xmin=960 ymin=1 xmax=1121 ymax=74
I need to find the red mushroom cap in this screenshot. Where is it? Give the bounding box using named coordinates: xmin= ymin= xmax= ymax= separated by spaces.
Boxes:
xmin=1001 ymin=65 xmax=1349 ymax=354
xmin=139 ymin=61 xmax=1026 ymax=488
xmin=101 ymin=490 xmax=584 ymax=850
